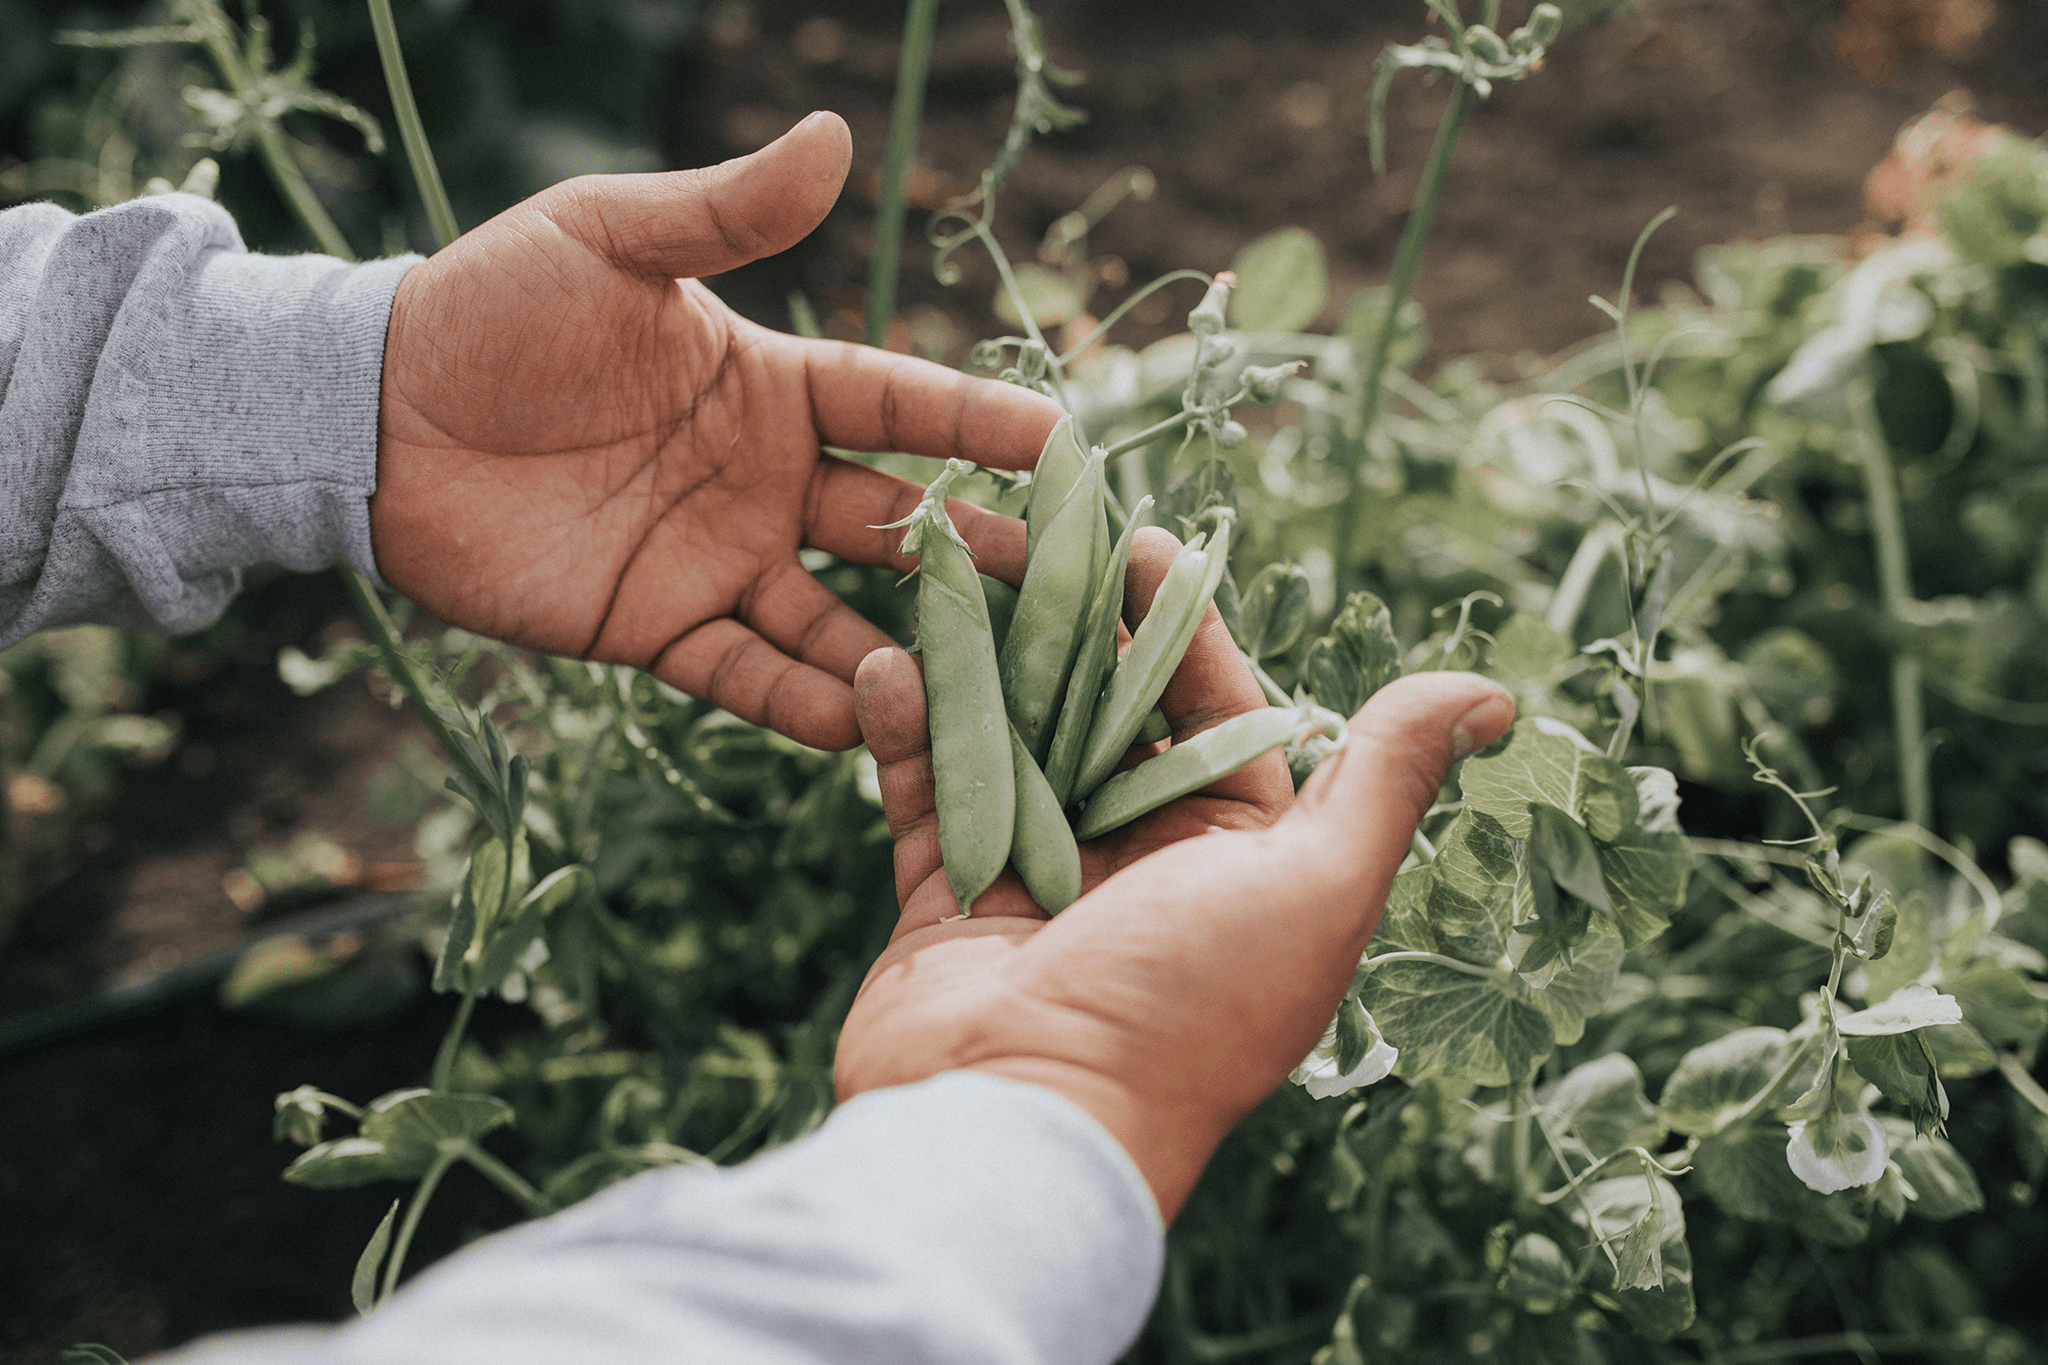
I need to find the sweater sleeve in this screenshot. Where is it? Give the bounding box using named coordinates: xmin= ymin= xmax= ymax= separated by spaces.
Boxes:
xmin=158 ymin=1071 xmax=1167 ymax=1365
xmin=0 ymin=193 xmax=416 ymax=644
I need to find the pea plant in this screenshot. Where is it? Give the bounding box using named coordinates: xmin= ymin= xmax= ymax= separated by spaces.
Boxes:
xmin=36 ymin=1 xmax=2048 ymax=1361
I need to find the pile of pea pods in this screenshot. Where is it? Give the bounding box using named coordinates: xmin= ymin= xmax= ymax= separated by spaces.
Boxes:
xmin=887 ymin=417 xmax=1337 ymax=916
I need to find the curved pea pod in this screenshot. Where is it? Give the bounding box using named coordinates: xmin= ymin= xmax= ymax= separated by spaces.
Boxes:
xmin=1025 ymin=414 xmax=1092 ymax=558
xmin=1041 ymin=495 xmax=1152 ymax=807
xmin=999 ymin=449 xmax=1108 ymax=760
xmin=1075 ymin=705 xmax=1331 ymax=841
xmin=883 ymin=461 xmax=1015 ymax=915
xmin=1070 ymin=517 xmax=1234 ymax=801
xmin=1008 ymin=724 xmax=1081 ymax=914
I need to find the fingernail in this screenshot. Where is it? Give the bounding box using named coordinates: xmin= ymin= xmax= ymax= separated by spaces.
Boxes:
xmin=1450 ymin=689 xmax=1515 ymax=761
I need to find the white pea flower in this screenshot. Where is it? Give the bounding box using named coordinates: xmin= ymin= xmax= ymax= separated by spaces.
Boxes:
xmin=1290 ymin=1000 xmax=1398 ymax=1099
xmin=1786 ymin=1112 xmax=1889 ymax=1194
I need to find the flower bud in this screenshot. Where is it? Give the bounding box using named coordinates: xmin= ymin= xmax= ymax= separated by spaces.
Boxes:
xmin=1215 ymin=419 xmax=1248 ymax=449
xmin=1466 ymin=24 xmax=1510 ymax=65
xmin=1189 ymin=271 xmax=1235 ymax=337
xmin=1242 ymin=360 xmax=1303 ymax=404
xmin=1522 ymin=3 xmax=1563 ymax=49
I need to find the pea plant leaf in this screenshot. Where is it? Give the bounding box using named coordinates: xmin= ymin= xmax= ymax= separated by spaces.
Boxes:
xmin=1522 ymin=918 xmax=1625 ymax=1046
xmin=1161 ymin=459 xmax=1238 ymax=540
xmin=1541 ymin=1053 xmax=1666 ymax=1168
xmin=1499 ymin=1233 xmax=1574 ymax=1315
xmin=1945 ymin=961 xmax=2048 ymax=1050
xmin=1574 ymin=1174 xmax=1696 ymax=1341
xmin=351 ymin=1199 xmax=401 ymax=1315
xmin=1596 ymin=822 xmax=1692 ymax=949
xmin=1361 ymin=958 xmax=1554 ymax=1087
xmin=1373 ymin=865 xmax=1439 ymax=955
xmin=1845 ymin=1030 xmax=1950 ymax=1138
xmin=1458 ymin=720 xmax=1637 ymax=840
xmin=1235 ymin=562 xmax=1313 ymax=661
xmin=1658 ymin=1027 xmax=1800 ymax=1136
xmin=1691 ymin=1123 xmax=1872 ymax=1248
xmin=1877 ymin=1119 xmax=1986 ymax=1220
xmin=1228 ymin=226 xmax=1329 ymax=333
xmin=474 ymin=863 xmax=595 ymax=996
xmin=282 ymin=1135 xmax=422 ymax=1189
xmin=1299 ymin=591 xmax=1403 ymax=719
xmin=1837 ymin=983 xmax=1964 ymax=1036
xmin=1426 ymin=809 xmax=1522 ymax=966
xmin=359 ymin=1088 xmax=514 ymax=1170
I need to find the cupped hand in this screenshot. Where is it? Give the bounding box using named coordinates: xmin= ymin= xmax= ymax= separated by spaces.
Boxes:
xmin=370 ymin=111 xmax=1063 ymax=750
xmin=838 ymin=551 xmax=1516 ymax=1217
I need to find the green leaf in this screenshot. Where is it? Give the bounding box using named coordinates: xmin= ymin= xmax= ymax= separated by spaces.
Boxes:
xmin=1372 ymin=865 xmax=1438 ymax=955
xmin=1425 ymin=810 xmax=1521 ymax=966
xmin=1361 ymin=958 xmax=1553 ymax=1087
xmin=1523 ymin=919 xmax=1625 ymax=1046
xmin=1659 ymin=1027 xmax=1798 ymax=1136
xmin=475 ymin=864 xmax=594 ymax=995
xmin=282 ymin=1136 xmax=418 ymax=1188
xmin=994 ymin=262 xmax=1087 ymax=328
xmin=1877 ymin=1119 xmax=1985 ymax=1220
xmin=1542 ymin=1053 xmax=1665 ymax=1164
xmin=1485 ymin=613 xmax=1573 ymax=689
xmin=359 ymin=1089 xmax=514 ymax=1170
xmin=1692 ymin=1124 xmax=1871 ymax=1247
xmin=1300 ymin=592 xmax=1403 ymax=719
xmin=1595 ymin=819 xmax=1691 ymax=949
xmin=1864 ymin=890 xmax=1938 ymax=1004
xmin=1459 ymin=720 xmax=1637 ymax=840
xmin=352 ymin=1200 xmax=401 ymax=1314
xmin=1499 ymin=1233 xmax=1573 ymax=1315
xmin=1236 ymin=562 xmax=1312 ymax=661
xmin=1946 ymin=961 xmax=2048 ymax=1050
xmin=1228 ymin=227 xmax=1329 ymax=333
xmin=1529 ymin=802 xmax=1612 ymax=911
xmin=1160 ymin=459 xmax=1238 ymax=540
xmin=1924 ymin=1021 xmax=1999 ymax=1078
xmin=1574 ymin=1174 xmax=1695 ymax=1341
xmin=1845 ymin=1030 xmax=1950 ymax=1138
xmin=1841 ymin=880 xmax=1897 ymax=961
xmin=58 ymin=1347 xmax=129 ymax=1365
xmin=1839 ymin=983 xmax=1965 ymax=1036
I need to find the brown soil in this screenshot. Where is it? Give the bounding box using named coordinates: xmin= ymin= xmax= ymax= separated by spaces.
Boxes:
xmin=5 ymin=1 xmax=2048 ymax=1360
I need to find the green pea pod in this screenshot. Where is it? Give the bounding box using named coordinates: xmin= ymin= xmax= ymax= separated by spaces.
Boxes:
xmin=1042 ymin=494 xmax=1152 ymax=807
xmin=1070 ymin=517 xmax=1234 ymax=801
xmin=979 ymin=575 xmax=1019 ymax=654
xmin=999 ymin=449 xmax=1108 ymax=760
xmin=1025 ymin=414 xmax=1091 ymax=559
xmin=1136 ymin=707 xmax=1173 ymax=745
xmin=1008 ymin=723 xmax=1081 ymax=913
xmin=1075 ymin=705 xmax=1326 ymax=841
xmin=881 ymin=461 xmax=1014 ymax=915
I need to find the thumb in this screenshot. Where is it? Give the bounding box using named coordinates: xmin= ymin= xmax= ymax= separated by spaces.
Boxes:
xmin=545 ymin=111 xmax=852 ymax=281
xmin=1275 ymin=672 xmax=1516 ymax=962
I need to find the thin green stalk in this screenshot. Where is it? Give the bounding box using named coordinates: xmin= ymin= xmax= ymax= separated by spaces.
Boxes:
xmin=250 ymin=121 xmax=354 ymax=258
xmin=366 ymin=0 xmax=458 ymax=250
xmin=1102 ymin=408 xmax=1199 ymax=460
xmin=1849 ymin=379 xmax=1931 ymax=829
xmin=1335 ymin=70 xmax=1476 ymax=598
xmin=1359 ymin=950 xmax=1506 ymax=981
xmin=462 ymin=1142 xmax=553 ymax=1217
xmin=865 ymin=0 xmax=940 ymax=348
xmin=337 ymin=564 xmax=493 ymax=800
xmin=430 ymin=991 xmax=478 ymax=1092
xmin=380 ymin=1151 xmax=456 ymax=1303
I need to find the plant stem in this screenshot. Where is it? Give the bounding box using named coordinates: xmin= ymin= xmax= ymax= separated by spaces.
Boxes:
xmin=462 ymin=1141 xmax=553 ymax=1217
xmin=865 ymin=0 xmax=939 ymax=348
xmin=1359 ymin=950 xmax=1506 ymax=981
xmin=337 ymin=566 xmax=493 ymax=798
xmin=380 ymin=1151 xmax=456 ymax=1303
xmin=430 ymin=991 xmax=477 ymax=1092
xmin=1849 ymin=378 xmax=1930 ymax=830
xmin=366 ymin=0 xmax=459 ymax=250
xmin=250 ymin=122 xmax=354 ymax=258
xmin=1335 ymin=70 xmax=1476 ymax=598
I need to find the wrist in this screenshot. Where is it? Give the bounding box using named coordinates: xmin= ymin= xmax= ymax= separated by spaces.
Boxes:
xmin=964 ymin=1057 xmax=1225 ymax=1222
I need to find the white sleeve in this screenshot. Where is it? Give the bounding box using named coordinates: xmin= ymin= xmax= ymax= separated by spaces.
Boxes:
xmin=157 ymin=1072 xmax=1166 ymax=1365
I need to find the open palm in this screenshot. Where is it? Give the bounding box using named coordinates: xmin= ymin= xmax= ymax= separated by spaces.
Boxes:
xmin=368 ymin=112 xmax=1062 ymax=750
xmin=839 ymin=527 xmax=1518 ymax=1218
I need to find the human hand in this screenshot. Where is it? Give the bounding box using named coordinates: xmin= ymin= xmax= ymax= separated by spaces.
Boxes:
xmin=369 ymin=112 xmax=1063 ymax=750
xmin=837 ymin=558 xmax=1515 ymax=1218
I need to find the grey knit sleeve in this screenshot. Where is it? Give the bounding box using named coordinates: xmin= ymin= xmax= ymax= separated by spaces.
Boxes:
xmin=0 ymin=193 xmax=417 ymax=644
xmin=157 ymin=1071 xmax=1168 ymax=1365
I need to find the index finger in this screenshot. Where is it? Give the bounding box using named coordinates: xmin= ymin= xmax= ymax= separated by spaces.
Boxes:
xmin=799 ymin=338 xmax=1065 ymax=470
